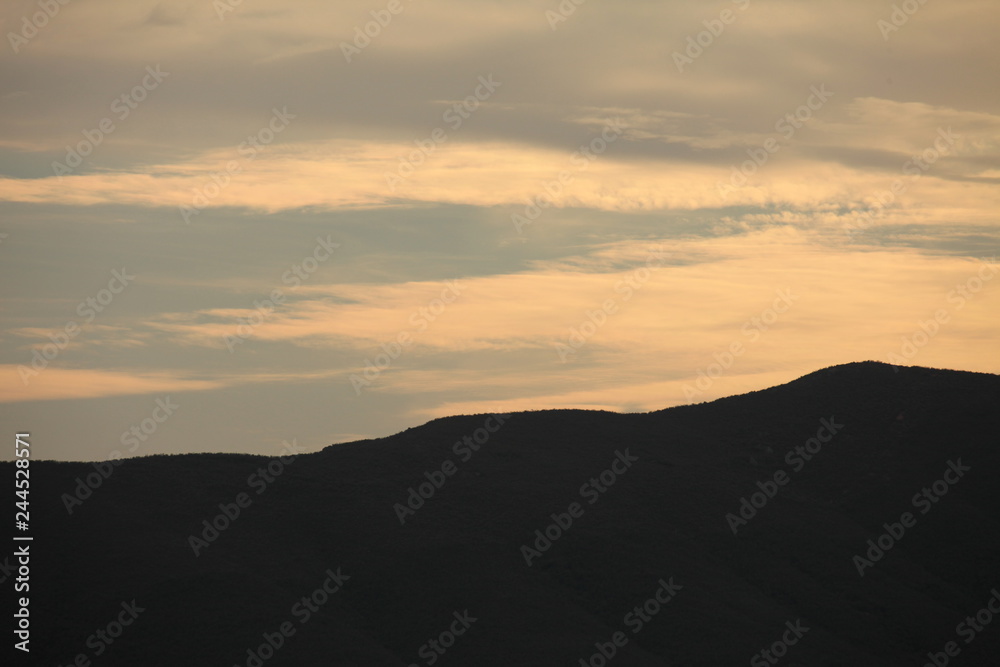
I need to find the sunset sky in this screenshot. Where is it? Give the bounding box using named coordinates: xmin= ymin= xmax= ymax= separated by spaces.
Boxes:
xmin=1 ymin=0 xmax=998 ymax=460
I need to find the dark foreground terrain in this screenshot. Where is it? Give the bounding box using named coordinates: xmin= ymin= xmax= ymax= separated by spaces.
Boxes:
xmin=6 ymin=361 xmax=1000 ymax=665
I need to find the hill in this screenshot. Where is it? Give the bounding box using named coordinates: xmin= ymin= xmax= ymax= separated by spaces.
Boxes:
xmin=8 ymin=361 xmax=1000 ymax=665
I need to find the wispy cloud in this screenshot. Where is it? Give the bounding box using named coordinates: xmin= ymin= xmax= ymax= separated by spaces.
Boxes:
xmin=2 ymin=0 xmax=997 ymax=459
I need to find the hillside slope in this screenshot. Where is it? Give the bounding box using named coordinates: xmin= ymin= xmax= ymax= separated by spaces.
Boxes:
xmin=9 ymin=362 xmax=1000 ymax=665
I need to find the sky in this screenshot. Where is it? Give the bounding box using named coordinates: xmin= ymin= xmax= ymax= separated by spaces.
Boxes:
xmin=1 ymin=0 xmax=998 ymax=461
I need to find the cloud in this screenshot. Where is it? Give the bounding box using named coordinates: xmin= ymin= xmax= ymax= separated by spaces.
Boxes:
xmin=128 ymin=229 xmax=999 ymax=412
xmin=0 ymin=366 xmax=223 ymax=403
xmin=2 ymin=0 xmax=998 ymax=459
xmin=1 ymin=103 xmax=996 ymax=228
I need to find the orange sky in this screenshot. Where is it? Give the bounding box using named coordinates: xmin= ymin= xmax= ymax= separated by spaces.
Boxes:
xmin=1 ymin=0 xmax=997 ymax=459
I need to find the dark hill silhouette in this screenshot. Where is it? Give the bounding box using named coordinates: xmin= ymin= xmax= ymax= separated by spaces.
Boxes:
xmin=9 ymin=362 xmax=1000 ymax=665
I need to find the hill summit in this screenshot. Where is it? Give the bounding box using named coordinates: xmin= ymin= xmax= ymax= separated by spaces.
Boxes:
xmin=16 ymin=362 xmax=1000 ymax=665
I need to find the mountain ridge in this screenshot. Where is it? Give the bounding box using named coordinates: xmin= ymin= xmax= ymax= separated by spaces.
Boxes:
xmin=9 ymin=361 xmax=1000 ymax=665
